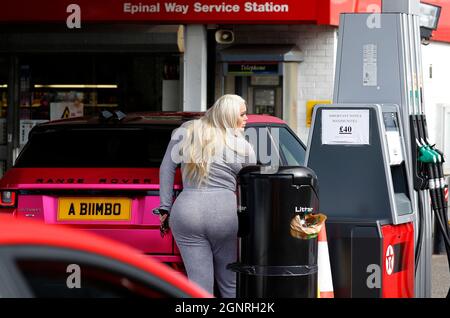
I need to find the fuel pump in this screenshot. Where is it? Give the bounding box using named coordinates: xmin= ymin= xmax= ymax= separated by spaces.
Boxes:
xmin=305 ymin=0 xmax=449 ymax=297
xmin=306 ymin=103 xmax=415 ymax=297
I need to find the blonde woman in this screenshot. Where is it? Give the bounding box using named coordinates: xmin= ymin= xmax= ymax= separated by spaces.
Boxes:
xmin=157 ymin=94 xmax=256 ymax=297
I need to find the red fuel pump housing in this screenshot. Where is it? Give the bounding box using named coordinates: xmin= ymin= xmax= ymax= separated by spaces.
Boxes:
xmin=326 ymin=220 xmax=414 ymax=298
xmin=381 ymin=223 xmax=415 ymax=297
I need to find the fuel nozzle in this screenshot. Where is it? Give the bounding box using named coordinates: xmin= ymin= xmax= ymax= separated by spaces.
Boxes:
xmin=429 ymin=145 xmax=448 ymax=210
xmin=418 ymin=145 xmax=436 ymax=164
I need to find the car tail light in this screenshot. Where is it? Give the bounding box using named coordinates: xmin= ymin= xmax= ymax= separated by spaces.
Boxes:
xmin=0 ymin=190 xmax=17 ymax=208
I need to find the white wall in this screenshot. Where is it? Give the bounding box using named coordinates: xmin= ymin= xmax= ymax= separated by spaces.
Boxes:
xmin=295 ymin=25 xmax=337 ymax=142
xmin=422 ymin=41 xmax=450 ymax=174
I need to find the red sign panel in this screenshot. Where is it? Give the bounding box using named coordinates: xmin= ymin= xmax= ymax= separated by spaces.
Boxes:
xmin=0 ymin=0 xmax=319 ymax=24
xmin=329 ymin=0 xmax=450 ymax=44
xmin=1 ymin=0 xmax=450 ymax=42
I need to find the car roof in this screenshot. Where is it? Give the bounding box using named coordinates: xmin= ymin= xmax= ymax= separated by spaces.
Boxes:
xmin=37 ymin=111 xmax=286 ymax=128
xmin=0 ymin=216 xmax=212 ymax=298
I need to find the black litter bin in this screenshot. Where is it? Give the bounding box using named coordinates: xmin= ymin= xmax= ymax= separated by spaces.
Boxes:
xmin=228 ymin=166 xmax=320 ymax=298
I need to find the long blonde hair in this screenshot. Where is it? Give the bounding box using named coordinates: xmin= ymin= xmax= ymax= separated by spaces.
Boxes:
xmin=181 ymin=94 xmax=246 ymax=186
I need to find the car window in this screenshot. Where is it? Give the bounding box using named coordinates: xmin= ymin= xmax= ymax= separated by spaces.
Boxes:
xmin=278 ymin=127 xmax=306 ymax=165
xmin=245 ymin=126 xmax=305 ymax=166
xmin=15 ymin=124 xmax=305 ymax=168
xmin=15 ymin=126 xmax=176 ymax=168
xmin=15 ymin=259 xmax=173 ymax=298
xmin=245 ymin=126 xmax=280 ymax=166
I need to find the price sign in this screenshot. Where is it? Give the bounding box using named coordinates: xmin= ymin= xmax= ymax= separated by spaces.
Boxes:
xmin=322 ymin=109 xmax=370 ymax=145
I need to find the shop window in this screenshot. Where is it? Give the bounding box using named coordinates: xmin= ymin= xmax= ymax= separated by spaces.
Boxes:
xmin=18 ymin=54 xmax=180 ymax=121
xmin=253 ymin=87 xmax=276 ymax=116
xmin=0 ymin=57 xmax=8 ymax=176
xmin=0 ymin=57 xmax=7 ymax=176
xmin=0 ymin=57 xmax=7 ymax=137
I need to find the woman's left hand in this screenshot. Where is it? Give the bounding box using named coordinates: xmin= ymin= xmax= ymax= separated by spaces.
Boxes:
xmin=158 ymin=210 xmax=170 ymax=237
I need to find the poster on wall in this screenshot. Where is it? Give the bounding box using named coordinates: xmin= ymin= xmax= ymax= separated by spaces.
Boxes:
xmin=50 ymin=102 xmax=84 ymax=121
xmin=20 ymin=120 xmax=48 ymax=146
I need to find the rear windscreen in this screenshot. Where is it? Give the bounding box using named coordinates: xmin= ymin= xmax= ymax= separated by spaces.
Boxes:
xmin=14 ymin=126 xmax=177 ymax=168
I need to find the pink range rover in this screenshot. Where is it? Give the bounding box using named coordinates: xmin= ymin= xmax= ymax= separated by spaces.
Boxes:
xmin=0 ymin=111 xmax=306 ymax=271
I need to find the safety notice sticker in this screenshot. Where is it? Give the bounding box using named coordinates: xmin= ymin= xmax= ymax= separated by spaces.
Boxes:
xmin=363 ymin=44 xmax=377 ymax=86
xmin=322 ymin=109 xmax=370 ymax=145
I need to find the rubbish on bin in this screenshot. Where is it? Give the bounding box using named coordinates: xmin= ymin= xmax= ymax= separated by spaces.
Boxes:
xmin=290 ymin=213 xmax=327 ymax=240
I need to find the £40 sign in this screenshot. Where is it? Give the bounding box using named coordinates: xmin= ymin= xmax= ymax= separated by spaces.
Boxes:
xmin=322 ymin=109 xmax=370 ymax=145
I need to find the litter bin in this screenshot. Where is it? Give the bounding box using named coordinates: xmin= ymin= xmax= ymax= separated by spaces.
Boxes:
xmin=228 ymin=166 xmax=321 ymax=298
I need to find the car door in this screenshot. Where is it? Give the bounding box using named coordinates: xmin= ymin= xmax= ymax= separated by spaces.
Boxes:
xmin=0 ymin=245 xmax=205 ymax=298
